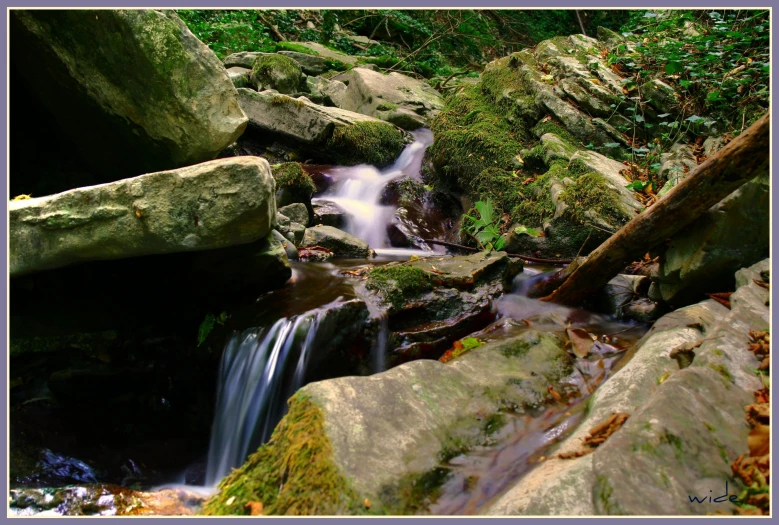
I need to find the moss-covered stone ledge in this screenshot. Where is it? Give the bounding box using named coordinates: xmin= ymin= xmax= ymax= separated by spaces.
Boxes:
xmin=202 ymin=326 xmax=580 ymax=515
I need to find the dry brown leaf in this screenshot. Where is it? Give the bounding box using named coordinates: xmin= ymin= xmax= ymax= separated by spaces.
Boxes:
xmin=245 ymin=501 xmax=264 ymax=516
xmin=566 ymin=328 xmax=594 ymax=358
xmin=748 ymin=423 xmax=770 ymax=457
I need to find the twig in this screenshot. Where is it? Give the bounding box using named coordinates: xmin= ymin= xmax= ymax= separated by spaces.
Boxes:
xmin=422 ymin=239 xmax=573 ymax=265
xmin=575 ymin=10 xmax=587 ymax=36
xmin=257 ymin=11 xmax=286 ymax=42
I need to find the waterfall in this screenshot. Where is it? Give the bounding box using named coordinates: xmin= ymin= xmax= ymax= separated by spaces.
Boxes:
xmin=313 ymin=129 xmax=434 ymax=250
xmin=204 ymin=310 xmax=322 ymax=486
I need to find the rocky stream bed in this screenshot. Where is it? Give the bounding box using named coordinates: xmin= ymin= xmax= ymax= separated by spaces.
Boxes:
xmin=8 ymin=9 xmax=770 ymax=517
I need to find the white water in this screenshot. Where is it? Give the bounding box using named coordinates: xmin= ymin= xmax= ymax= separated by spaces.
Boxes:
xmin=313 ymin=128 xmax=434 ymax=249
xmin=204 ymin=309 xmax=322 ymax=486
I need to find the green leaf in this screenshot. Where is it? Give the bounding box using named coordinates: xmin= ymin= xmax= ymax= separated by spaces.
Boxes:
xmin=603 ymin=142 xmax=621 ymax=148
xmin=626 ymin=180 xmax=650 ymax=191
xmin=494 ymin=237 xmax=506 ymax=251
xmin=198 ymin=313 xmax=216 ymax=346
xmin=514 ymin=225 xmax=543 ymax=237
xmin=665 ymin=61 xmax=684 ymax=74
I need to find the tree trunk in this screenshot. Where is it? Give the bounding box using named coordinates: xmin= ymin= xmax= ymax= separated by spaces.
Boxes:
xmin=541 ymin=112 xmax=770 ymax=305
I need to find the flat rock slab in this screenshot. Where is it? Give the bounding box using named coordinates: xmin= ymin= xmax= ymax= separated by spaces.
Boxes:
xmin=223 ymin=51 xmax=272 ymax=68
xmin=404 ymin=251 xmax=522 ymax=289
xmin=487 ymin=259 xmax=769 ymax=516
xmin=10 ymin=156 xmax=276 ymax=277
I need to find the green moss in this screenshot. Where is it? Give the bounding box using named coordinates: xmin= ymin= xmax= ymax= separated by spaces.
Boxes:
xmin=709 ymin=364 xmax=734 ymax=384
xmin=250 ymin=54 xmax=302 ymax=92
xmin=482 ymin=413 xmax=505 ymax=436
xmin=326 ymin=121 xmax=406 ymax=166
xmin=201 ymin=393 xmax=363 ymax=516
xmin=428 ymin=84 xmax=530 ymax=190
xmin=275 ymin=42 xmax=319 ymax=56
xmin=558 ymin=172 xmax=631 ymax=228
xmin=376 ymin=102 xmax=398 ymax=111
xmin=595 ymin=475 xmax=625 ymax=515
xmin=366 ymin=265 xmax=433 ymax=310
xmin=270 ymin=94 xmax=306 ymax=108
xmin=498 ymin=337 xmax=535 ymax=358
xmin=382 ymin=467 xmax=451 ymax=515
xmin=531 ymin=120 xmax=581 ymax=146
xmin=271 ymin=162 xmax=317 ymax=195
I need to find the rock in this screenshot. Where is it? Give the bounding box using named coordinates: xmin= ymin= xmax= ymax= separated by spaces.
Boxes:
xmin=272 ymin=229 xmax=298 ymax=260
xmin=10 ymin=484 xmax=208 ymax=516
xmin=237 ymin=89 xmax=408 ymax=166
xmin=249 ymin=54 xmax=302 ymax=93
xmin=303 ymin=76 xmax=348 ymax=107
xmin=225 ymin=66 xmax=251 ymax=89
xmin=596 ymin=26 xmax=624 ymax=47
xmin=387 ymin=207 xmax=429 ymax=250
xmin=300 ymin=225 xmax=372 ymax=258
xmin=271 ymin=162 xmax=316 ymax=210
xmin=11 ymin=10 xmax=248 ymax=179
xmin=654 ymin=173 xmax=769 ymax=304
xmin=592 ymin=274 xmax=649 ymax=316
xmin=223 ymin=51 xmax=272 ymax=68
xmin=278 ymin=203 xmax=309 ymax=226
xmin=312 ymin=200 xmax=347 ymax=228
xmin=277 ymin=50 xmax=332 ymax=76
xmin=202 ymin=325 xmax=579 ymax=515
xmin=657 ymin=142 xmax=699 ymax=198
xmin=488 ymin=260 xmax=769 ymax=515
xmin=10 ymin=157 xmax=276 ymax=277
xmin=331 ymin=67 xmax=444 ymax=129
xmin=567 ymin=149 xmax=644 ymax=215
xmin=284 ymin=41 xmax=357 ymax=65
xmin=640 ymin=79 xmax=679 ymax=114
xmin=358 ymin=252 xmax=522 ymax=363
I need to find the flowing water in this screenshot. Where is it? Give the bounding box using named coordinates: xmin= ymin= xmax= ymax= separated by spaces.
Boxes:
xmin=203 ymin=131 xmax=436 ymax=486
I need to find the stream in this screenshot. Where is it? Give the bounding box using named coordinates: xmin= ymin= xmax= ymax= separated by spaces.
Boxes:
xmin=9 ymin=129 xmax=650 ymax=516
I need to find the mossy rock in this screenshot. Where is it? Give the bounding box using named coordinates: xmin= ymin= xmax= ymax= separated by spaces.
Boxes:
xmin=250 ymin=54 xmax=303 ymax=94
xmin=201 ymin=393 xmax=364 ymax=516
xmin=270 ymin=162 xmax=316 ymax=208
xmin=326 ymin=121 xmax=407 ymax=167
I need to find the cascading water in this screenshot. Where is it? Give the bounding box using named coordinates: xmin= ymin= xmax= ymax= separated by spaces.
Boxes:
xmin=204 ymin=309 xmax=322 ymax=486
xmin=313 ymin=129 xmax=435 ymax=252
xmin=204 ymin=131 xmax=435 ymax=486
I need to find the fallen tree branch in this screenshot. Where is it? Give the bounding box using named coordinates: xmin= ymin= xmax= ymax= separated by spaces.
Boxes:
xmin=541 ymin=111 xmax=770 ymax=305
xmin=257 ymin=11 xmax=286 ymax=42
xmin=422 ymin=239 xmax=573 ymax=265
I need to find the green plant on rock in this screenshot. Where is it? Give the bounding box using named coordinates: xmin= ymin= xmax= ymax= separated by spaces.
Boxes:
xmin=201 ymin=393 xmax=364 ymax=515
xmin=462 ymin=200 xmax=505 ymax=251
xmin=271 ymin=163 xmax=317 ymax=195
xmin=366 ymin=265 xmax=433 ymax=310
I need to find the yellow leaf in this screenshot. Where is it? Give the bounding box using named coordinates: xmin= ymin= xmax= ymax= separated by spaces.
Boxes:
xmin=364 ymin=498 xmax=371 ymax=509
xmin=245 ymin=501 xmax=263 ymax=515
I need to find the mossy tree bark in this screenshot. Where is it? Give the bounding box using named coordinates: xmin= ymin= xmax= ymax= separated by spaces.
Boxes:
xmin=541 ymin=112 xmax=770 ymax=306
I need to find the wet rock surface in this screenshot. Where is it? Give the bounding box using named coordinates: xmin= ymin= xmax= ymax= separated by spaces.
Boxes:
xmin=487 ymin=259 xmax=770 ymax=515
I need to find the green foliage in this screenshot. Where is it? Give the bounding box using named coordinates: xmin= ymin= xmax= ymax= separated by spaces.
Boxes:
xmin=513 ymin=225 xmax=543 ymax=237
xmin=616 ymin=10 xmax=769 ymax=131
xmin=271 ymin=163 xmax=317 ymax=195
xmin=462 ymin=200 xmax=505 ymax=251
xmin=177 ymin=10 xmax=276 ymax=59
xmin=197 ymin=313 xmax=215 ymax=346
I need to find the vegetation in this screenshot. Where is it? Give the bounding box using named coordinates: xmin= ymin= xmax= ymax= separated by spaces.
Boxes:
xmin=178 ymin=9 xmax=630 ymax=78
xmin=270 ymin=163 xmax=317 ymax=196
xmin=326 ymin=121 xmax=407 ymax=166
xmin=201 ymin=393 xmax=364 ymax=515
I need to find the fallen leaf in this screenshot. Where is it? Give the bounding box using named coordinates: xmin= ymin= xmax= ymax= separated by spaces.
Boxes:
xmin=245 ymin=501 xmax=263 ymax=515
xmin=566 ymin=328 xmax=594 ymax=358
xmin=364 ymin=498 xmax=371 ymax=509
xmin=748 ymin=423 xmax=770 ymax=457
xmin=225 ymin=496 xmax=235 ymax=506
xmin=548 ymin=385 xmax=562 ymax=402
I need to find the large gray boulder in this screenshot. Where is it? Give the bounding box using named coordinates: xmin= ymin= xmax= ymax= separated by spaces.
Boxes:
xmin=332 ymin=67 xmax=444 ymax=130
xmin=237 ymin=89 xmax=408 ymax=166
xmin=11 ymin=10 xmax=248 ymax=178
xmin=249 ymin=54 xmax=302 ymax=94
xmin=487 ymin=259 xmax=769 ymax=515
xmin=10 ymin=157 xmax=276 ymax=277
